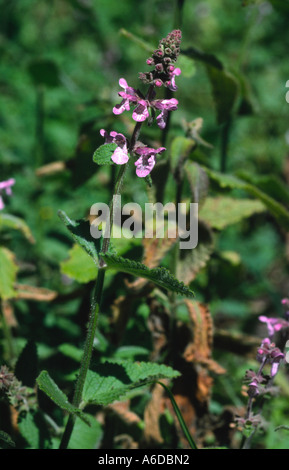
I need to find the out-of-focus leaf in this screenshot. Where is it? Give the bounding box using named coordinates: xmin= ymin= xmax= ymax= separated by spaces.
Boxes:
xmin=204 ymin=168 xmax=289 ymax=230
xmin=177 ymin=220 xmax=214 ymax=284
xmin=82 ymin=360 xmax=180 ymax=407
xmin=28 ymin=59 xmax=61 ymax=88
xmin=200 ymin=196 xmax=266 ymax=230
xmin=60 ymin=243 xmax=98 ymax=283
xmin=0 ymin=247 xmax=18 ymax=300
xmin=0 ymin=213 xmax=35 ymax=243
xmin=184 ymin=161 xmax=209 ymax=207
xmin=170 ymin=136 xmax=196 ymax=176
xmin=206 ymin=66 xmax=240 ymax=124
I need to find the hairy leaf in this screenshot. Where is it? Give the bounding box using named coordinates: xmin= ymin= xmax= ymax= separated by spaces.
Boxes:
xmin=36 ymin=371 xmax=88 ymax=424
xmin=0 ymin=213 xmax=35 ymax=243
xmin=100 ymin=252 xmax=194 ymax=297
xmin=58 ymin=210 xmax=101 ymax=265
xmin=93 ymin=143 xmax=117 ymax=166
xmin=0 ymin=247 xmax=18 ymax=300
xmin=82 ymin=360 xmax=180 ymax=407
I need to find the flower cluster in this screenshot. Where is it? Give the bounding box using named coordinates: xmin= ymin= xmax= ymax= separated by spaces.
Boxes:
xmin=0 ymin=178 xmax=15 ymax=210
xmin=139 ymin=29 xmax=182 ymax=90
xmin=0 ymin=365 xmax=37 ymax=413
xmin=100 ymin=30 xmax=182 ymax=178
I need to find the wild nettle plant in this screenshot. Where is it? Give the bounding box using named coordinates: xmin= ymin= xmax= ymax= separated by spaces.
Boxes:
xmin=0 ymin=29 xmax=200 ymax=450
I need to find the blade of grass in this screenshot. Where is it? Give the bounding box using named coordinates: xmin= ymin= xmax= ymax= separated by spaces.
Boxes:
xmin=157 ymin=381 xmax=198 ymax=449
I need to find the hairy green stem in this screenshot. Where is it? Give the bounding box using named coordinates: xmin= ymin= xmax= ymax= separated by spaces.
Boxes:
xmin=59 ymin=267 xmax=105 ymax=449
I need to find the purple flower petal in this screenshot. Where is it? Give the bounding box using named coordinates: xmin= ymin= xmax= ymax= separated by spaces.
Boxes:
xmin=132 ymin=100 xmax=149 ymax=122
xmin=111 ymin=146 xmax=129 ymax=165
xmin=135 ymin=154 xmax=156 ymax=178
xmin=100 ymin=129 xmax=129 ymax=166
xmin=134 ymin=146 xmax=166 ymax=177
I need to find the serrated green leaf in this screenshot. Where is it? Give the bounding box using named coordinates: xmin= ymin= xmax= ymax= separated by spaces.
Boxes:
xmin=60 ymin=243 xmax=98 ymax=283
xmin=58 ymin=210 xmax=101 ymax=265
xmin=204 ymin=168 xmax=289 ymax=230
xmin=82 ymin=360 xmax=180 ymax=407
xmin=200 ymin=196 xmax=266 ymax=230
xmin=100 ymin=252 xmax=194 ymax=298
xmin=36 ymin=371 xmax=88 ymax=424
xmin=0 ymin=246 xmax=18 ymax=300
xmin=0 ymin=213 xmax=35 ymax=243
xmin=93 ymin=143 xmax=117 ymax=166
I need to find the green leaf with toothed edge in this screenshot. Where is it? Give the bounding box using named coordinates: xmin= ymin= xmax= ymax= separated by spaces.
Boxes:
xmin=93 ymin=143 xmax=117 ymax=166
xmin=99 ymin=252 xmax=194 ymax=297
xmin=58 ymin=210 xmax=101 ymax=266
xmin=36 ymin=371 xmax=89 ymax=425
xmin=82 ymin=360 xmax=180 ymax=407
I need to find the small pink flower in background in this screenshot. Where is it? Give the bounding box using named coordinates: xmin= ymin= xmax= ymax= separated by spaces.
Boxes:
xmin=258 ymin=315 xmax=289 ymax=339
xmin=134 ymin=146 xmax=166 ymax=178
xmin=257 ymin=337 xmax=284 ymax=377
xmin=0 ymin=178 xmax=15 ymax=210
xmin=100 ymin=129 xmax=129 ymax=165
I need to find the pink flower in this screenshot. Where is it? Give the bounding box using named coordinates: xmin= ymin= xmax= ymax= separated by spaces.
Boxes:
xmin=258 ymin=315 xmax=289 ymax=339
xmin=113 ymin=78 xmax=149 ymax=122
xmin=100 ymin=129 xmax=129 ymax=165
xmin=152 ymin=98 xmax=178 ymax=130
xmin=134 ymin=146 xmax=166 ymax=178
xmin=166 ymin=67 xmax=181 ymax=91
xmin=257 ymin=338 xmax=284 ymax=377
xmin=113 ymin=78 xmax=178 ymax=129
xmin=0 ymin=178 xmax=15 ymax=210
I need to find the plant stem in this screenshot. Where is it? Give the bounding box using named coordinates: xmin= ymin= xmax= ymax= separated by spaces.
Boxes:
xmin=59 ymin=267 xmax=105 ymax=449
xmin=59 ymin=116 xmax=146 ymax=449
